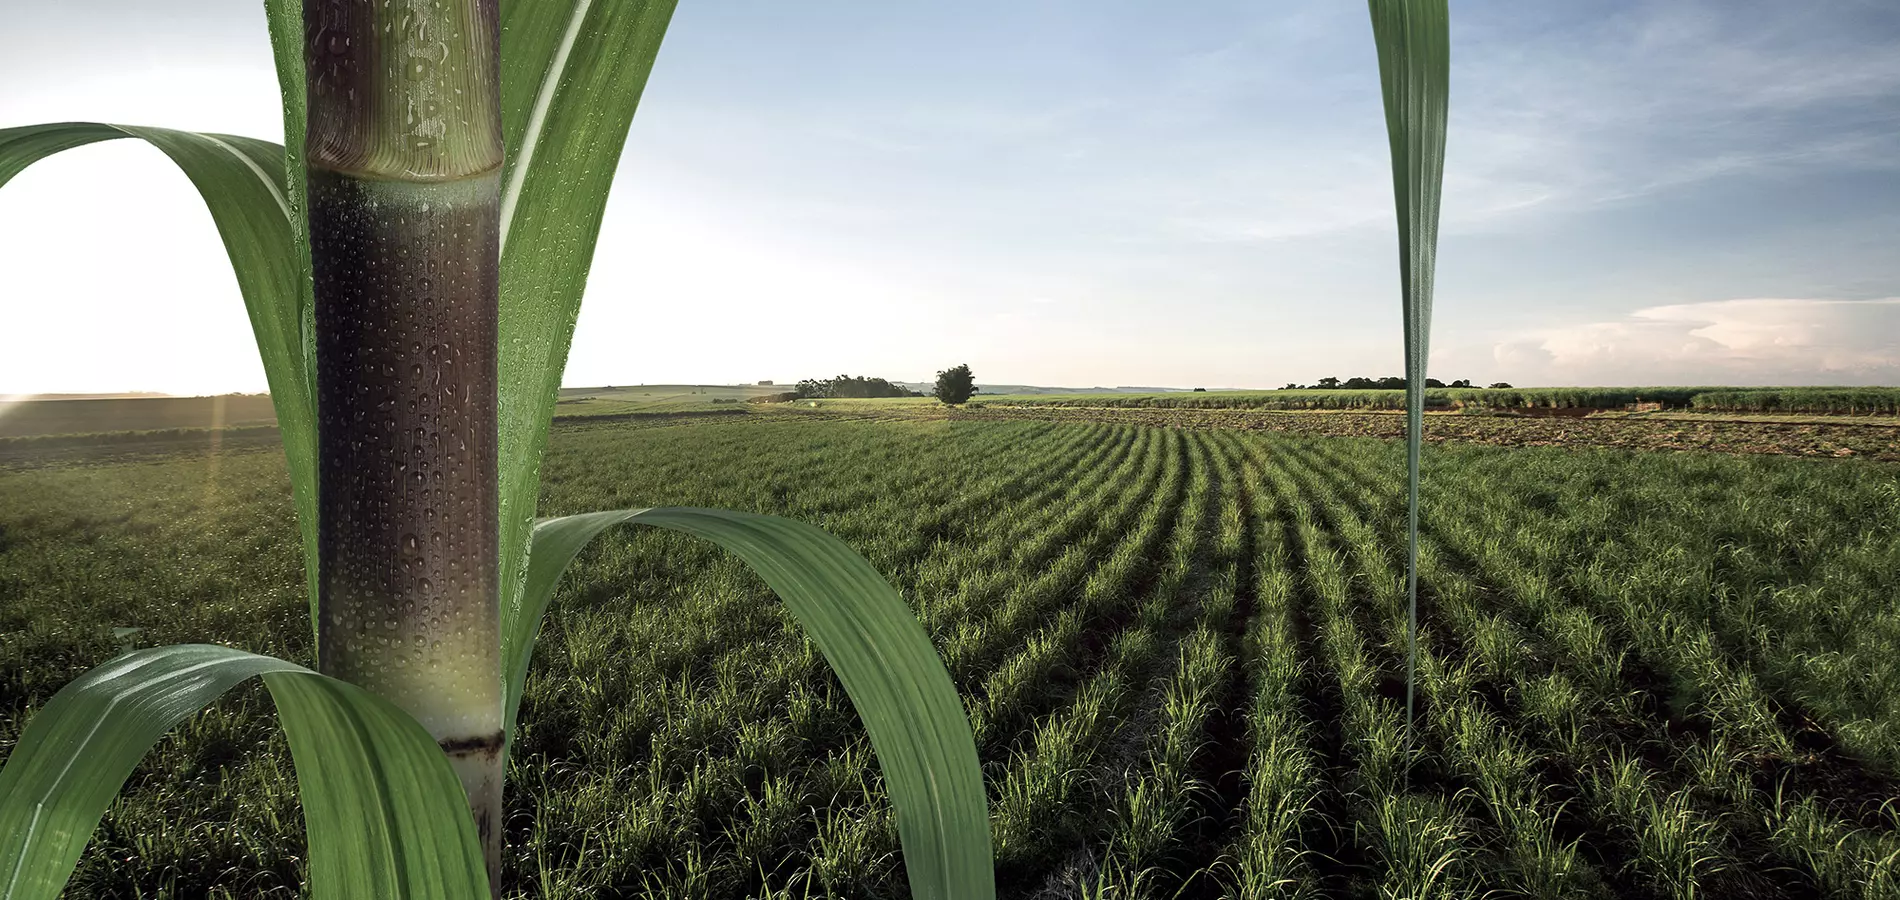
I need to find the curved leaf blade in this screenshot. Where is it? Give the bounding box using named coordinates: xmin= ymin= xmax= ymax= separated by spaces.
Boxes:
xmin=0 ymin=645 xmax=487 ymax=900
xmin=508 ymin=508 xmax=995 ymax=900
xmin=1366 ymin=0 xmax=1450 ymax=747
xmin=493 ymin=0 xmax=680 ymax=622
xmin=0 ymin=123 xmax=321 ymax=629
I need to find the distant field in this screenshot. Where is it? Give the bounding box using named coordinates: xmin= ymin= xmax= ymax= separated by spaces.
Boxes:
xmin=2 ymin=412 xmax=1896 ymax=898
xmin=984 ymin=385 xmax=1900 ymax=415
xmin=0 ymin=394 xmax=278 ymax=438
xmin=11 ymin=385 xmax=1893 ymax=442
xmin=553 ymin=383 xmax=793 ymax=415
xmin=5 ymin=389 xmax=1899 ymax=470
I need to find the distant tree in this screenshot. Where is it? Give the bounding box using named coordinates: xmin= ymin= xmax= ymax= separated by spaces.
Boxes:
xmin=1282 ymin=382 xmax=1302 ymax=390
xmin=1192 ymin=387 xmax=1207 ymax=392
xmin=1488 ymin=381 xmax=1513 ymax=389
xmin=1316 ymin=376 xmax=1341 ymax=389
xmin=1424 ymin=377 xmax=1446 ymax=389
xmin=934 ymin=364 xmax=978 ymax=405
xmin=1449 ymin=379 xmax=1472 ymax=388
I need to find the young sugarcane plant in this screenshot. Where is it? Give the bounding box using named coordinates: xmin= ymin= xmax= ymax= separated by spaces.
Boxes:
xmin=0 ymin=1 xmax=993 ymax=898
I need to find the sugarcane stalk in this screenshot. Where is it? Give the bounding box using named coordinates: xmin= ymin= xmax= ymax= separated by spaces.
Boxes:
xmin=303 ymin=0 xmax=505 ymax=890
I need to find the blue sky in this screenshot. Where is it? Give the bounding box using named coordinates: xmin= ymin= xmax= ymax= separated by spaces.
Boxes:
xmin=1 ymin=0 xmax=1896 ymax=394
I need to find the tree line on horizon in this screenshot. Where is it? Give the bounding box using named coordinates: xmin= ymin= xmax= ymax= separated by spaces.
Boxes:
xmin=776 ymin=365 xmax=979 ymax=406
xmin=793 ymin=375 xmax=923 ymax=399
xmin=1280 ymin=376 xmax=1513 ymax=390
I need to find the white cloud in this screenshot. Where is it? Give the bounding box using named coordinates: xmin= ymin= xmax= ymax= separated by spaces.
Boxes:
xmin=1476 ymin=298 xmax=1900 ymax=385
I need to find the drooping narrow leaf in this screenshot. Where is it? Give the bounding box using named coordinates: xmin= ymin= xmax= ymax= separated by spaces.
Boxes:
xmin=0 ymin=124 xmax=321 ymax=627
xmin=261 ymin=0 xmax=322 ymax=640
xmin=508 ymin=508 xmax=995 ymax=900
xmin=493 ymin=0 xmax=680 ymax=625
xmin=1366 ymin=0 xmax=1450 ymax=750
xmin=0 ymin=645 xmax=487 ymax=900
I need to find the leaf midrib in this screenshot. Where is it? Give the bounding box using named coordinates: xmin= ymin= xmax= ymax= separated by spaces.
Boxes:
xmin=498 ymin=0 xmax=596 ymax=254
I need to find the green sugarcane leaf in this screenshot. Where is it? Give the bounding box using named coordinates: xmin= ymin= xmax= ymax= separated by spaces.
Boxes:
xmin=507 ymin=508 xmax=995 ymax=900
xmin=0 ymin=645 xmax=487 ymax=900
xmin=493 ymin=0 xmax=680 ymax=624
xmin=0 ymin=123 xmax=321 ymax=634
xmin=1366 ymin=0 xmax=1449 ymax=742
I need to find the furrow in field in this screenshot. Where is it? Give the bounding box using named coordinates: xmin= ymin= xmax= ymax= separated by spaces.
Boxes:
xmin=1089 ymin=430 xmax=1237 ymax=899
xmin=1263 ymin=439 xmax=1510 ymax=899
xmin=756 ymin=424 xmax=1178 ymax=895
xmin=1152 ymin=429 xmax=1261 ymax=894
xmin=1229 ymin=433 xmax=1367 ymax=897
xmin=973 ymin=426 xmax=1189 ymax=754
xmin=517 ymin=422 xmax=1140 ymax=894
xmin=994 ymin=427 xmax=1226 ymax=894
xmin=1274 ymin=439 xmax=1629 ymax=898
xmin=1296 ymin=438 xmax=1900 ymax=898
xmin=1287 ymin=439 xmax=1774 ymax=898
xmin=1244 ymin=435 xmax=1426 ymax=897
xmin=1421 ymin=446 xmax=1899 ymax=785
xmin=1204 ymin=429 xmax=1325 ymax=900
xmin=917 ymin=424 xmax=1150 ymax=647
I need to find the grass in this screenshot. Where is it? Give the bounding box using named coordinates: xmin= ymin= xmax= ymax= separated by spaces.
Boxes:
xmin=2 ymin=412 xmax=1898 ymax=897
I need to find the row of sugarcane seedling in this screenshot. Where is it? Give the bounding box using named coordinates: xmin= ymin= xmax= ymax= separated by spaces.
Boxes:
xmin=1375 ymin=435 xmax=1900 ymax=777
xmin=1416 ymin=445 xmax=1899 ymax=896
xmin=986 ymin=427 xmax=1242 ymax=895
xmin=1285 ymin=435 xmax=1900 ymax=898
xmin=48 ymin=414 xmax=1892 ymax=898
xmin=1542 ymin=452 xmax=1900 ymax=777
xmin=501 ymin=420 xmax=1014 ymax=893
xmin=840 ymin=424 xmax=1225 ymax=895
xmin=516 ymin=421 xmax=1132 ymax=895
xmin=523 ymin=422 xmax=1228 ymax=895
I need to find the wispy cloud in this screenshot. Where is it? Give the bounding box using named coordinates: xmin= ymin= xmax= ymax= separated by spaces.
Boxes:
xmin=1447 ymin=0 xmax=1900 ymax=226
